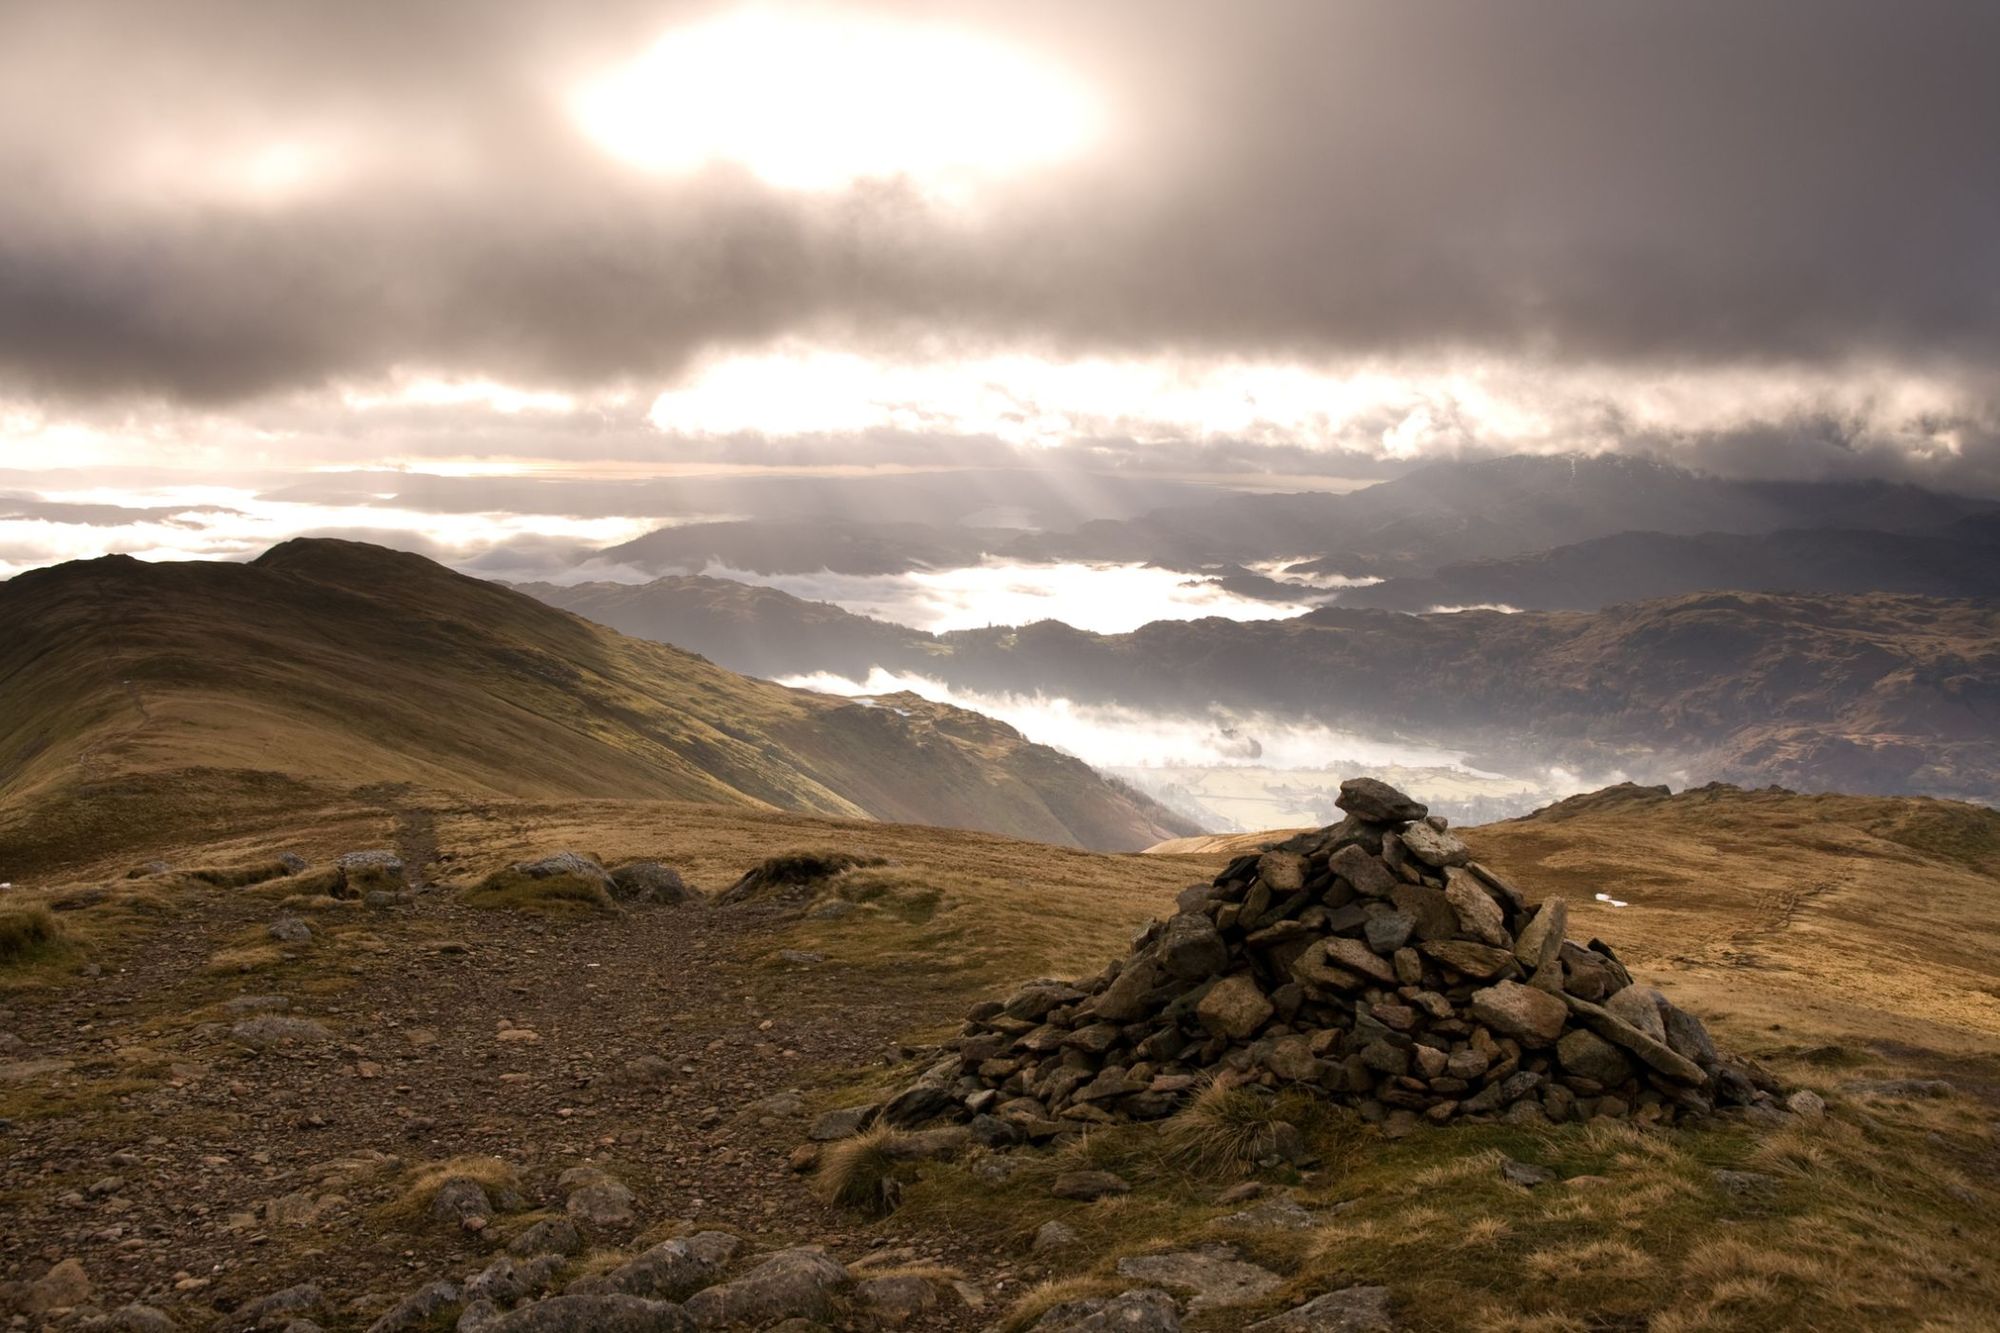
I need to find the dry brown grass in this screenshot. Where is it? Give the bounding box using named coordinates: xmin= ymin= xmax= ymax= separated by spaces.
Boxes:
xmin=814 ymin=1125 xmax=909 ymax=1215
xmin=380 ymin=1155 xmax=521 ymax=1225
xmin=0 ymin=904 xmax=69 ymax=970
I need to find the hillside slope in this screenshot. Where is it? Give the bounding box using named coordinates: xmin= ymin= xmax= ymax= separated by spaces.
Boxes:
xmin=0 ymin=540 xmax=1189 ymax=871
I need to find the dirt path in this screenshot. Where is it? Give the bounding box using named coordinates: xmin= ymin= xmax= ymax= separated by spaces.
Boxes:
xmin=0 ymin=884 xmax=997 ymax=1329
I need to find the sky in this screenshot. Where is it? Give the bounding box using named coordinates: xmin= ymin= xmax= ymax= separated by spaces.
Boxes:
xmin=3 ymin=0 xmax=2000 ymax=575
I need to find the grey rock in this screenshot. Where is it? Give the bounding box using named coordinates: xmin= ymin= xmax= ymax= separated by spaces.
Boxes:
xmin=680 ymin=1247 xmax=849 ymax=1330
xmin=1335 ymin=778 xmax=1427 ymax=824
xmin=1196 ymin=973 xmax=1272 ymax=1040
xmin=1468 ymin=981 xmax=1568 ymax=1047
xmin=229 ymin=1016 xmax=331 ymax=1050
xmin=508 ymin=1217 xmax=583 ymax=1257
xmin=1246 ymin=1286 xmax=1395 ymax=1332
xmin=465 ymin=1256 xmax=566 ymax=1306
xmin=1032 ymin=1220 xmax=1080 ymax=1253
xmin=366 ymin=1280 xmax=459 ymax=1333
xmin=1218 ymin=1197 xmax=1317 ymax=1230
xmin=1556 ymin=1029 xmax=1635 ymax=1085
xmin=1327 ymin=845 xmax=1396 ymax=898
xmin=429 ymin=1178 xmax=494 ymax=1228
xmin=1500 ymin=1159 xmax=1556 ymax=1189
xmin=563 ymin=1170 xmax=636 ymax=1230
xmin=216 ymin=1284 xmax=323 ymax=1333
xmin=92 ymin=1305 xmax=180 ymax=1332
xmin=1661 ymin=1002 xmax=1720 ymax=1070
xmin=1441 ymin=868 xmax=1507 ymax=945
xmin=1361 ymin=912 xmax=1414 ymax=955
xmin=1030 ymin=1288 xmax=1182 ymax=1333
xmin=1786 ymin=1089 xmax=1827 ymax=1120
xmin=1051 ymin=1170 xmax=1130 ymax=1201
xmin=1604 ymin=986 xmax=1669 ymax=1042
xmin=266 ymin=916 xmax=313 ymax=944
xmin=1091 ymin=954 xmax=1166 ymax=1022
xmin=1114 ymin=1246 xmax=1283 ymax=1312
xmin=1560 ymin=993 xmax=1707 ymax=1084
xmin=881 ymin=1083 xmax=957 ymax=1128
xmin=584 ymin=1232 xmax=739 ymax=1301
xmin=1399 ymin=821 xmax=1470 ymax=869
xmin=1156 ymin=912 xmax=1228 ymax=981
xmin=808 ymin=1104 xmax=880 ymax=1140
xmin=478 ymin=1294 xmax=692 ymax=1332
xmin=855 ymin=1274 xmax=939 ymax=1327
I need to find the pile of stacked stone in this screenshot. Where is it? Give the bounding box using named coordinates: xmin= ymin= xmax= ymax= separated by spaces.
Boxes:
xmin=890 ymin=778 xmax=1780 ymax=1138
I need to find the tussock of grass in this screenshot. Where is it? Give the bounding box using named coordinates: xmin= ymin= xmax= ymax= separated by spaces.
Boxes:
xmin=183 ymin=859 xmax=295 ymax=889
xmin=1161 ymin=1079 xmax=1357 ymax=1178
xmin=717 ymin=848 xmax=886 ymax=905
xmin=381 ymin=1156 xmax=520 ymax=1225
xmin=997 ymin=1277 xmax=1129 ymax=1333
xmin=203 ymin=943 xmax=290 ymax=974
xmin=815 ymin=1125 xmax=909 ymax=1215
xmin=0 ymin=905 xmax=70 ymax=970
xmin=461 ymin=867 xmax=616 ymax=914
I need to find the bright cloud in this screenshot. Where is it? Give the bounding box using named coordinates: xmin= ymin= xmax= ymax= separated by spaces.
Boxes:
xmin=570 ymin=7 xmax=1105 ymax=196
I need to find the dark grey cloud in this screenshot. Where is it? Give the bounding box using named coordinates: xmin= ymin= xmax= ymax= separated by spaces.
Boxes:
xmin=1 ymin=0 xmax=1997 ymax=405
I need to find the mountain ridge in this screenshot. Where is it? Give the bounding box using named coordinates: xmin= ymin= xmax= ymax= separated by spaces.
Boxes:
xmin=0 ymin=539 xmax=1192 ymax=873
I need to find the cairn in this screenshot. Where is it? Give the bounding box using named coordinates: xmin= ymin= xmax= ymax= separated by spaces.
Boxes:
xmin=879 ymin=778 xmax=1779 ymax=1140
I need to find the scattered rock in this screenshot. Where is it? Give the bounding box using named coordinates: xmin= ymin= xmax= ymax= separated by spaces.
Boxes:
xmin=1113 ymin=1247 xmax=1284 ymax=1312
xmin=23 ymin=1257 xmax=90 ymax=1313
xmin=1051 ymin=1170 xmax=1130 ymax=1201
xmin=216 ymin=1283 xmax=323 ymax=1332
xmin=561 ymin=1169 xmax=636 ymax=1231
xmin=1030 ymin=1288 xmax=1181 ymax=1333
xmin=365 ymin=1279 xmax=458 ymax=1333
xmin=679 ymin=1247 xmax=849 ymax=1329
xmin=1500 ymin=1158 xmax=1556 ymax=1189
xmin=1032 ymin=1220 xmax=1080 ymax=1253
xmin=809 ymin=1105 xmax=879 ymax=1141
xmin=1218 ymin=1197 xmax=1318 ymax=1230
xmin=508 ymin=1218 xmax=584 ymax=1258
xmin=855 ymin=1274 xmax=939 ymax=1327
xmin=1246 ymin=1285 xmax=1396 ymax=1332
xmin=267 ymin=916 xmax=313 ymax=944
xmin=476 ymin=1293 xmax=691 ymax=1332
xmin=579 ymin=1232 xmax=740 ymax=1301
xmin=229 ymin=1016 xmax=331 ymax=1050
xmin=1786 ymin=1089 xmax=1827 ymax=1120
xmin=429 ymin=1177 xmax=495 ymax=1230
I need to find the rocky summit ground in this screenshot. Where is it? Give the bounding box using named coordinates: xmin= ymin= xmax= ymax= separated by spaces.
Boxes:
xmin=4 ymin=785 xmax=2000 ymax=1331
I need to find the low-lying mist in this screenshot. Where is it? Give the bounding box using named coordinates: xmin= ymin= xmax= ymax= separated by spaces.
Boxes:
xmin=779 ymin=666 xmax=1621 ymax=832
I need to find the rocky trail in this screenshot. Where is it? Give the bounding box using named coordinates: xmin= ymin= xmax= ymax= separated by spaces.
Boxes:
xmin=0 ymin=875 xmax=1015 ymax=1330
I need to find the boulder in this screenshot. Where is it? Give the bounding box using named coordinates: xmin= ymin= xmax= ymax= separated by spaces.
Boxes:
xmin=1031 ymin=1288 xmax=1182 ymax=1333
xmin=1156 ymin=913 xmax=1228 ymax=981
xmin=679 ymin=1248 xmax=849 ymax=1329
xmin=478 ymin=1294 xmax=692 ymax=1332
xmin=23 ymin=1258 xmax=90 ymax=1314
xmin=1442 ymin=869 xmax=1507 ymax=946
xmin=1399 ymin=821 xmax=1470 ymax=869
xmin=1556 ymin=1029 xmax=1635 ymax=1085
xmin=1196 ymin=973 xmax=1273 ymax=1040
xmin=1334 ymin=778 xmax=1427 ymax=823
xmin=1246 ymin=1286 xmax=1395 ymax=1332
xmin=1469 ymin=981 xmax=1568 ymax=1047
xmin=1114 ymin=1247 xmax=1284 ymax=1313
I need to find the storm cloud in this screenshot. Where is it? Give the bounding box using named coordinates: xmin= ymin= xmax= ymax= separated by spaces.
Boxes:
xmin=3 ymin=0 xmax=1997 ymax=404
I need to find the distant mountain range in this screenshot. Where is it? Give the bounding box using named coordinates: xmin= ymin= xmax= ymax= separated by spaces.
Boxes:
xmin=1341 ymin=521 xmax=2000 ymax=611
xmin=524 ymin=575 xmax=2000 ymax=807
xmin=0 ymin=540 xmax=1192 ymax=874
xmin=595 ymin=455 xmax=2000 ymax=581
